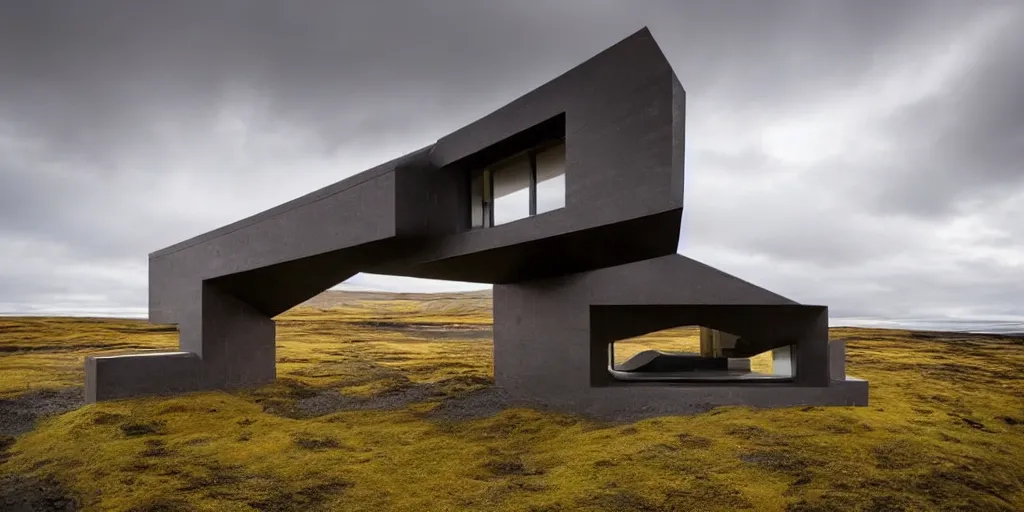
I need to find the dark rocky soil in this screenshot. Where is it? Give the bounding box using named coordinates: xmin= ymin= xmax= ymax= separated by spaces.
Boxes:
xmin=0 ymin=388 xmax=85 ymax=510
xmin=0 ymin=474 xmax=79 ymax=512
xmin=0 ymin=388 xmax=85 ymax=437
xmin=295 ymin=383 xmax=449 ymax=417
xmin=425 ymin=387 xmax=515 ymax=421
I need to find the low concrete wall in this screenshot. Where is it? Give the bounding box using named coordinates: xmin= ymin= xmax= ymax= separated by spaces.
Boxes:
xmin=85 ymin=352 xmax=201 ymax=403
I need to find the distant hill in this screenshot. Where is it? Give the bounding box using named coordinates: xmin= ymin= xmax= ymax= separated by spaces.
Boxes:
xmin=300 ymin=289 xmax=493 ymax=308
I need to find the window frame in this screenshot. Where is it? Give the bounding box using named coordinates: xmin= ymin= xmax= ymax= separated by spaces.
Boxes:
xmin=469 ymin=139 xmax=565 ymax=229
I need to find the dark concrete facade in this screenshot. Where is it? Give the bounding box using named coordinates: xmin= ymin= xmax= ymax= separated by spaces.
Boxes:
xmin=85 ymin=28 xmax=867 ymax=414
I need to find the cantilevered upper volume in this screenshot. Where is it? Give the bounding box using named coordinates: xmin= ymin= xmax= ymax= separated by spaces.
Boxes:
xmin=151 ymin=27 xmax=685 ymax=305
xmin=85 ymin=27 xmax=866 ymax=416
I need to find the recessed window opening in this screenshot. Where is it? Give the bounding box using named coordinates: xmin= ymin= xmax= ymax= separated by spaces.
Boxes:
xmin=607 ymin=325 xmax=793 ymax=383
xmin=470 ymin=140 xmax=565 ymax=228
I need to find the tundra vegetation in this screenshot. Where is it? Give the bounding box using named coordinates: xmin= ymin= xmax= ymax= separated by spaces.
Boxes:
xmin=0 ymin=291 xmax=1022 ymax=511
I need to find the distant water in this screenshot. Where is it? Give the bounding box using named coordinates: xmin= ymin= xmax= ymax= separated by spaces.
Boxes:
xmin=0 ymin=308 xmax=148 ymax=319
xmin=1 ymin=309 xmax=1022 ymax=337
xmin=833 ymin=317 xmax=1024 ymax=336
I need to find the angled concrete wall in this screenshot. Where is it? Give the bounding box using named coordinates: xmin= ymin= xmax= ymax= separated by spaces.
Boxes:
xmin=84 ymin=27 xmax=867 ymax=416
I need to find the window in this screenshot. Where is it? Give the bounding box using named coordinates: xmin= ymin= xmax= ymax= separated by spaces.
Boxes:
xmin=470 ymin=141 xmax=565 ymax=228
xmin=492 ymin=154 xmax=532 ymax=226
xmin=535 ymin=143 xmax=566 ymax=215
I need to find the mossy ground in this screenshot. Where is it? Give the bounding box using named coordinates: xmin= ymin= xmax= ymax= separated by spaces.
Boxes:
xmin=1 ymin=294 xmax=1022 ymax=511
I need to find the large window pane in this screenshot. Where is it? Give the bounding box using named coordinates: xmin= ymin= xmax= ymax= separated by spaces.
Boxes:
xmin=492 ymin=154 xmax=531 ymax=226
xmin=535 ymin=143 xmax=566 ymax=214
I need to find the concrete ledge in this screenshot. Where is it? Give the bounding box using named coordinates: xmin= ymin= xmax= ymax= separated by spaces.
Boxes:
xmin=85 ymin=352 xmax=202 ymax=403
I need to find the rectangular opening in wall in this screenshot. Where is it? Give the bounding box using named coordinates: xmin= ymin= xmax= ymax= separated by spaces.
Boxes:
xmin=468 ymin=140 xmax=566 ymax=229
xmin=602 ymin=325 xmax=793 ymax=385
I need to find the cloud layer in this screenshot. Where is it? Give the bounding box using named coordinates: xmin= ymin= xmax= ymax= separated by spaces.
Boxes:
xmin=1 ymin=1 xmax=1022 ymax=330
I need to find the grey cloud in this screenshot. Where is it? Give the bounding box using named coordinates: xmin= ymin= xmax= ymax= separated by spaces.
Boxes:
xmin=688 ymin=239 xmax=1024 ymax=323
xmin=0 ymin=234 xmax=147 ymax=316
xmin=0 ymin=1 xmax=1022 ymax=325
xmin=864 ymin=6 xmax=1024 ymax=216
xmin=1 ymin=1 xmax=994 ymax=164
xmin=0 ymin=1 xmax=626 ymax=164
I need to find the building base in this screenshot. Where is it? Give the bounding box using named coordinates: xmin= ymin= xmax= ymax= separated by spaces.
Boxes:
xmin=501 ymin=378 xmax=868 ymax=421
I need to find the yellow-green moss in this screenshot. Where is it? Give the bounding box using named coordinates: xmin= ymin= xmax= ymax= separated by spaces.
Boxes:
xmin=1 ymin=298 xmax=1022 ymax=511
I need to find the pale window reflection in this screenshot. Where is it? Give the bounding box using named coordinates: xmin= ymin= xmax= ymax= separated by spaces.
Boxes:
xmin=535 ymin=143 xmax=565 ymax=214
xmin=492 ymin=154 xmax=531 ymax=226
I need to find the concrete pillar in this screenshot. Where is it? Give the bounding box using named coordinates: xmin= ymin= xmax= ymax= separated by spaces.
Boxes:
xmin=793 ymin=308 xmax=830 ymax=386
xmin=85 ymin=282 xmax=275 ymax=403
xmin=829 ymin=339 xmax=847 ymax=381
xmin=699 ymin=327 xmax=740 ymax=357
xmin=772 ymin=346 xmax=794 ymax=377
xmin=195 ymin=283 xmax=276 ymax=389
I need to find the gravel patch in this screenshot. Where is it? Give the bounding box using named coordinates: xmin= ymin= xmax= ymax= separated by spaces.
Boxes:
xmin=0 ymin=388 xmax=85 ymax=437
xmin=296 ymin=383 xmax=447 ymax=417
xmin=426 ymin=387 xmax=515 ymax=421
xmin=350 ymin=322 xmax=493 ymax=340
xmin=294 ymin=384 xmax=548 ymax=423
xmin=426 ymin=387 xmax=718 ymax=423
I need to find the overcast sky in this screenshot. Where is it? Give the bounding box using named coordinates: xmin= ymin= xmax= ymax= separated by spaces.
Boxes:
xmin=1 ymin=1 xmax=1021 ymax=331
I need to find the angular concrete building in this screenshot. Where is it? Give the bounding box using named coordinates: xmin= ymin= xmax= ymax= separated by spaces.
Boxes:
xmin=85 ymin=28 xmax=868 ymax=416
